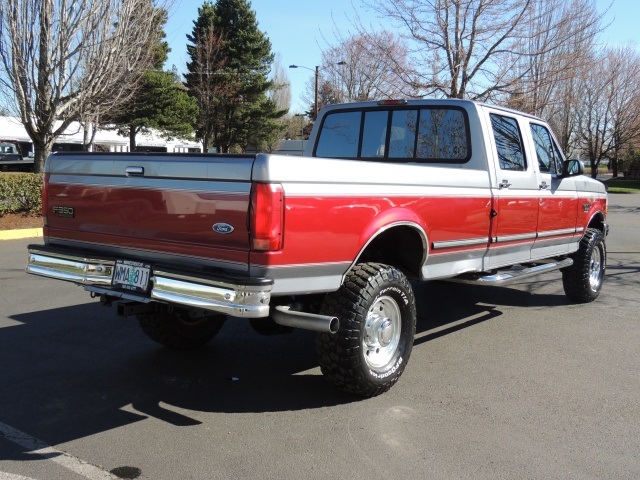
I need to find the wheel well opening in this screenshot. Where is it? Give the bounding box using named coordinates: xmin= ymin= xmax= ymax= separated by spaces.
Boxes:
xmin=588 ymin=212 xmax=606 ymax=233
xmin=357 ymin=226 xmax=424 ymax=279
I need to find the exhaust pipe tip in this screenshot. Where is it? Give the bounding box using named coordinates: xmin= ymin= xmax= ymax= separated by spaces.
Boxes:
xmin=271 ymin=305 xmax=339 ymax=334
xmin=327 ymin=316 xmax=339 ymax=334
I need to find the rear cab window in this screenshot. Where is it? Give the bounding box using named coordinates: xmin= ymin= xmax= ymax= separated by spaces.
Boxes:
xmin=314 ymin=106 xmax=471 ymax=163
xmin=314 ymin=111 xmax=361 ymax=158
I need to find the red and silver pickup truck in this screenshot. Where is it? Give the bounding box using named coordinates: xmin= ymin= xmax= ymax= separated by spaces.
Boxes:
xmin=26 ymin=99 xmax=608 ymax=397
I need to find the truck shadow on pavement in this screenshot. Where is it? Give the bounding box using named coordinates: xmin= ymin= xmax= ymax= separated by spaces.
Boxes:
xmin=412 ymin=279 xmax=569 ymax=343
xmin=2 ymin=281 xmax=571 ymax=451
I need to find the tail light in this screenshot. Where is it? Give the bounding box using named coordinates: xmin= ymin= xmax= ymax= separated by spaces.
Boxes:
xmin=250 ymin=183 xmax=284 ymax=251
xmin=42 ymin=173 xmax=49 ymax=222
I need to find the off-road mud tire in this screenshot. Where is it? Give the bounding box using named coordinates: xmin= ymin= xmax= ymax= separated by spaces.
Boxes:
xmin=315 ymin=263 xmax=416 ymax=397
xmin=137 ymin=310 xmax=226 ymax=349
xmin=562 ymin=228 xmax=606 ymax=303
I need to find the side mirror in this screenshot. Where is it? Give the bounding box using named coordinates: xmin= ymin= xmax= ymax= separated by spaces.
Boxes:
xmin=562 ymin=159 xmax=584 ymax=177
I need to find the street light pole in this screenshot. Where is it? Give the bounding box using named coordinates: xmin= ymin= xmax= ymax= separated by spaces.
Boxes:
xmin=314 ymin=65 xmax=319 ymax=120
xmin=290 ymin=62 xmax=346 ymax=120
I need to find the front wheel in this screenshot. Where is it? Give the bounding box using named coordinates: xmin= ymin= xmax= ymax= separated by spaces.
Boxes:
xmin=137 ymin=309 xmax=226 ymax=349
xmin=562 ymin=228 xmax=606 ymax=303
xmin=315 ymin=263 xmax=416 ymax=397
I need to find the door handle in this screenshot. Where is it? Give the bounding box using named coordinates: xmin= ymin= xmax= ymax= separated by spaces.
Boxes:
xmin=126 ymin=166 xmax=144 ymax=176
xmin=499 ymin=179 xmax=511 ymax=189
xmin=539 ymin=181 xmax=548 ymax=190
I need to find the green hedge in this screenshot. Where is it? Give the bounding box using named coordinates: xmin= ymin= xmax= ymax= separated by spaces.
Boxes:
xmin=0 ymin=172 xmax=43 ymax=215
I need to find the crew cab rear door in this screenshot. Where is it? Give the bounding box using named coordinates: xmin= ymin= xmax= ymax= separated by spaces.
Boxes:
xmin=484 ymin=109 xmax=539 ymax=269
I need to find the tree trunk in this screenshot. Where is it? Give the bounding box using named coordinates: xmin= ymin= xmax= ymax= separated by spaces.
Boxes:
xmin=202 ymin=132 xmax=211 ymax=153
xmin=129 ymin=124 xmax=137 ymax=152
xmin=83 ymin=122 xmax=95 ymax=152
xmin=32 ymin=134 xmax=55 ymax=173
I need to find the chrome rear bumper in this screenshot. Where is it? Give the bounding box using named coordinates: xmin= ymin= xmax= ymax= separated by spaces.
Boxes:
xmin=26 ymin=246 xmax=272 ymax=318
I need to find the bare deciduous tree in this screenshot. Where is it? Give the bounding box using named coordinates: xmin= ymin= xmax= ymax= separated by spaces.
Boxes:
xmin=507 ymin=0 xmax=600 ymax=112
xmin=360 ymin=0 xmax=603 ymax=101
xmin=574 ymin=46 xmax=640 ymax=178
xmin=322 ymin=31 xmax=412 ymax=102
xmin=608 ymin=48 xmax=640 ymax=177
xmin=264 ymin=52 xmax=292 ymax=152
xmin=269 ymin=53 xmax=291 ymax=113
xmin=0 ymin=0 xmax=166 ymax=171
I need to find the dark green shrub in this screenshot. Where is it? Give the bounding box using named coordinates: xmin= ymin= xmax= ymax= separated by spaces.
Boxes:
xmin=0 ymin=172 xmax=43 ymax=215
xmin=625 ymin=157 xmax=640 ymax=180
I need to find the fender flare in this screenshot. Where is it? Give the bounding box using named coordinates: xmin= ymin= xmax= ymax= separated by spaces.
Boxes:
xmin=345 ymin=208 xmax=429 ymax=277
xmin=584 ymin=208 xmax=607 ymax=235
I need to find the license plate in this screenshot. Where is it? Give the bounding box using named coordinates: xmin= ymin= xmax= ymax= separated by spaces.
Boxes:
xmin=112 ymin=260 xmax=151 ymax=292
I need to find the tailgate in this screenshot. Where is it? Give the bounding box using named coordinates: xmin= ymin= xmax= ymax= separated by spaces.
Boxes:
xmin=44 ymin=153 xmax=255 ymax=274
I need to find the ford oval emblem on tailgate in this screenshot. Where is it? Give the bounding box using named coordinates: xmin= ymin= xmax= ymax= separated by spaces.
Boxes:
xmin=213 ymin=223 xmax=234 ymax=234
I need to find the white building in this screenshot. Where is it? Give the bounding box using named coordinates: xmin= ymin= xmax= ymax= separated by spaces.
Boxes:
xmin=0 ymin=116 xmax=203 ymax=156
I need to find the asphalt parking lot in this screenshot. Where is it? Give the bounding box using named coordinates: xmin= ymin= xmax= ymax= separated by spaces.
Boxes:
xmin=1 ymin=193 xmax=639 ymax=480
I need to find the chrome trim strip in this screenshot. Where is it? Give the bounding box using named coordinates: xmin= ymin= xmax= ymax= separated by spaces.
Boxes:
xmin=349 ymin=221 xmax=429 ymax=275
xmin=432 ymin=237 xmax=488 ymax=249
xmin=536 ymin=228 xmax=576 ymax=238
xmin=494 ymin=232 xmax=537 ymax=243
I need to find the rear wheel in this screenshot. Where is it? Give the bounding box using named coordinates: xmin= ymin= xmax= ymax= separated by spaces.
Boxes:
xmin=315 ymin=263 xmax=416 ymax=397
xmin=562 ymin=228 xmax=606 ymax=303
xmin=137 ymin=309 xmax=226 ymax=349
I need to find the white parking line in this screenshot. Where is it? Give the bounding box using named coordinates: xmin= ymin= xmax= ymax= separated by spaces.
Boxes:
xmin=0 ymin=472 xmax=39 ymax=480
xmin=0 ymin=421 xmax=118 ymax=480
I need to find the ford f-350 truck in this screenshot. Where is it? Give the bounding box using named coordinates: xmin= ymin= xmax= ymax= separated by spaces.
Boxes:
xmin=26 ymin=99 xmax=608 ymax=397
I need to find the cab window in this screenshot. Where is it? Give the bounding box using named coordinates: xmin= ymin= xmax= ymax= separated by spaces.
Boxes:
xmin=315 ymin=106 xmax=471 ymax=163
xmin=417 ymin=108 xmax=468 ymax=160
xmin=530 ymin=123 xmax=561 ymax=174
xmin=490 ymin=114 xmax=527 ymax=171
xmin=314 ymin=111 xmax=361 ymax=158
xmin=360 ymin=110 xmax=389 ymax=158
xmin=388 ymin=110 xmax=418 ymax=158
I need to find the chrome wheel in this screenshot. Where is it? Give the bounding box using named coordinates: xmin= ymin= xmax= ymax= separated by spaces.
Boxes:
xmin=316 ymin=263 xmax=417 ymax=397
xmin=562 ymin=228 xmax=606 ymax=303
xmin=363 ymin=295 xmax=401 ymax=369
xmin=589 ymin=247 xmax=604 ymax=291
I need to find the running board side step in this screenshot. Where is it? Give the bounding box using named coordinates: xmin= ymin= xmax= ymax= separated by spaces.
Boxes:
xmin=450 ymin=258 xmax=573 ymax=285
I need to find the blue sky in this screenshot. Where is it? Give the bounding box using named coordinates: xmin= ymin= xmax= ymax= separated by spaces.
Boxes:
xmin=165 ymin=0 xmax=639 ymax=113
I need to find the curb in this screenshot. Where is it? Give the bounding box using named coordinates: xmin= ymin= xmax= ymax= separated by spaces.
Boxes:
xmin=0 ymin=228 xmax=43 ymax=241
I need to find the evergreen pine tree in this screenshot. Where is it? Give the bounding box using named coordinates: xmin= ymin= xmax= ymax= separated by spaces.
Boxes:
xmin=185 ymin=0 xmax=286 ymax=152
